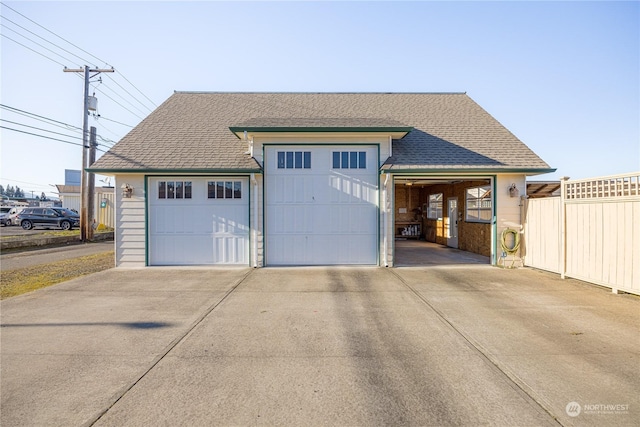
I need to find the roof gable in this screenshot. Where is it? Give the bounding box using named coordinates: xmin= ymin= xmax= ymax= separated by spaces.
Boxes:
xmin=89 ymin=92 xmax=552 ymax=173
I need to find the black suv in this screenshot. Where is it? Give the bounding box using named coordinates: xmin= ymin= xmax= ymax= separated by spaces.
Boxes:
xmin=17 ymin=207 xmax=80 ymax=230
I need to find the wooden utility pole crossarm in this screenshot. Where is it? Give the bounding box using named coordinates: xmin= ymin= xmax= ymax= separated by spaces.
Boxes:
xmin=63 ymin=66 xmax=114 ymax=242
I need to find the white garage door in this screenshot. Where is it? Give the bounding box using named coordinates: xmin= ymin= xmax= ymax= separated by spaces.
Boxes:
xmin=265 ymin=146 xmax=378 ymax=265
xmin=149 ymin=177 xmax=249 ymax=265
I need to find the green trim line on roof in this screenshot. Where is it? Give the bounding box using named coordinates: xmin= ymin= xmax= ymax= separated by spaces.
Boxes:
xmin=229 ymin=126 xmax=413 ymax=135
xmin=380 ymin=167 xmax=556 ymax=175
xmin=86 ymin=168 xmax=263 ymax=174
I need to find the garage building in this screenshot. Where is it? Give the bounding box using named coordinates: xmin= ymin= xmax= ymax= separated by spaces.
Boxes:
xmin=88 ymin=92 xmax=554 ymax=267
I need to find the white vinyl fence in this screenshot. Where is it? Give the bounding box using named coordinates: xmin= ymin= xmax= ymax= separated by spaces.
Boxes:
xmin=523 ymin=172 xmax=640 ymax=295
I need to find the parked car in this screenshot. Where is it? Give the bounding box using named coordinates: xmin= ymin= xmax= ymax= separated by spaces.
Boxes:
xmin=0 ymin=212 xmax=9 ymax=226
xmin=51 ymin=207 xmax=80 ymax=218
xmin=17 ymin=207 xmax=80 ymax=230
xmin=0 ymin=206 xmax=25 ymax=226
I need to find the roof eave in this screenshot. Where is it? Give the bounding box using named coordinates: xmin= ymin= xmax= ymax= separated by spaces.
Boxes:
xmin=229 ymin=126 xmax=413 ymax=140
xmin=86 ymin=167 xmax=264 ymax=175
xmin=380 ymin=167 xmax=556 ymax=176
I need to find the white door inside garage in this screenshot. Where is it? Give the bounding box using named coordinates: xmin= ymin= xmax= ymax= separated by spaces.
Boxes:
xmin=148 ymin=177 xmax=249 ymax=265
xmin=265 ymin=146 xmax=378 ymax=265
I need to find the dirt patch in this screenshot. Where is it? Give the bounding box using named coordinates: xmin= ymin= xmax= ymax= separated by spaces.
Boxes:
xmin=0 ymin=251 xmax=114 ymax=300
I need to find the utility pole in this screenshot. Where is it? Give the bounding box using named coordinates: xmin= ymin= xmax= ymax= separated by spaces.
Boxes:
xmin=64 ymin=65 xmax=114 ymax=242
xmin=88 ymin=126 xmax=97 ymax=241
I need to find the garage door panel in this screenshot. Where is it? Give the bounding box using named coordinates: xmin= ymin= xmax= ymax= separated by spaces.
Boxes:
xmin=153 ymin=235 xmax=214 ymax=265
xmin=211 ymin=206 xmax=249 ymax=234
xmin=149 ymin=177 xmax=249 ymax=266
xmin=271 ymin=205 xmax=285 ymax=233
xmin=326 ymin=204 xmax=376 ymax=234
xmin=356 ymin=205 xmax=377 ymax=233
xmin=269 ymin=235 xmax=310 ymax=264
xmin=271 ymin=175 xmax=315 ymax=204
xmin=330 ymin=176 xmax=377 ymax=204
xmin=152 ymin=205 xmax=189 ymax=234
xmin=266 ymin=146 xmax=378 ymax=265
xmin=312 ymin=236 xmax=337 ymax=264
xmin=213 ymin=236 xmax=247 ymax=264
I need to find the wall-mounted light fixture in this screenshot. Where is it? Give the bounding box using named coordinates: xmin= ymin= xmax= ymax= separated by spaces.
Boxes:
xmin=508 ymin=183 xmax=520 ymax=198
xmin=121 ymin=183 xmax=133 ymax=198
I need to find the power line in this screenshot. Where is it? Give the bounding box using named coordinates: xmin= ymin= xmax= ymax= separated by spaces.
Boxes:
xmin=1 ymin=125 xmax=85 ymax=147
xmin=103 ymin=73 xmax=154 ymax=112
xmin=0 ymin=104 xmax=83 ymax=132
xmin=3 ymin=3 xmax=154 ymax=140
xmin=3 ymin=3 xmax=158 ymax=117
xmin=4 ymin=35 xmax=150 ymax=126
xmin=0 ymin=23 xmax=78 ymax=66
xmin=71 ymin=72 xmax=145 ymax=123
xmin=1 ymin=33 xmax=67 ymax=67
xmin=0 ymin=119 xmax=83 ymax=140
xmin=0 ymin=16 xmax=90 ymax=65
xmin=95 ymin=115 xmax=133 ymax=128
xmin=94 ymin=80 xmax=150 ymax=117
xmin=7 ymin=110 xmax=84 ymax=135
xmin=96 ymin=133 xmax=116 ymax=147
xmin=0 ymin=125 xmax=109 ymax=153
xmin=91 ymin=85 xmax=145 ymax=120
xmin=0 ymin=177 xmax=60 ymax=190
xmin=0 ymin=104 xmax=120 ymax=145
xmin=0 ymin=105 xmax=115 ymax=146
xmin=0 ymin=1 xmax=110 ymax=67
xmin=89 ymin=119 xmax=120 ymax=144
xmin=113 ymin=70 xmax=158 ymax=108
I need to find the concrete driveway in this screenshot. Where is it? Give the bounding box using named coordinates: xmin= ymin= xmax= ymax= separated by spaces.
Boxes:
xmin=1 ymin=266 xmax=638 ymax=426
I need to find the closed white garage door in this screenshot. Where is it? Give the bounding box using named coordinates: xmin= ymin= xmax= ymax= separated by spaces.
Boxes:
xmin=265 ymin=146 xmax=378 ymax=265
xmin=148 ymin=177 xmax=249 ymax=265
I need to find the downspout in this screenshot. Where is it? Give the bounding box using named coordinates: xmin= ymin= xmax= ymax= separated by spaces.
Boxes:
xmin=251 ymin=173 xmax=258 ymax=268
xmin=383 ymin=172 xmax=389 ymax=267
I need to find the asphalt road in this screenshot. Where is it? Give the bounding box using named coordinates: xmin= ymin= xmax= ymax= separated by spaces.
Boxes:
xmin=1 ymin=241 xmax=114 ymax=270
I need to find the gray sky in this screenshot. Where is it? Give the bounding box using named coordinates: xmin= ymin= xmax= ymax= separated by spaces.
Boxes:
xmin=1 ymin=1 xmax=638 ymax=198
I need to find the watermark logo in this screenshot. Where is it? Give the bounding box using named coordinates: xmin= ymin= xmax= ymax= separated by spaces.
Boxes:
xmin=566 ymin=401 xmax=629 ymax=417
xmin=566 ymin=402 xmax=581 ymax=417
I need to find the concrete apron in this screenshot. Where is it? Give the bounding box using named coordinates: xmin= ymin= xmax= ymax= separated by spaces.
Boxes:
xmin=1 ymin=266 xmax=638 ymax=426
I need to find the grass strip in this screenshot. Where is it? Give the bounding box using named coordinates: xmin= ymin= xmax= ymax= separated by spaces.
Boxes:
xmin=1 ymin=251 xmax=114 ymax=300
xmin=0 ymin=230 xmax=80 ymax=240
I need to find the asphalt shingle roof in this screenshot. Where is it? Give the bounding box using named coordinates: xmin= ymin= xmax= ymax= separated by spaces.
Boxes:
xmin=89 ymin=92 xmax=552 ymax=173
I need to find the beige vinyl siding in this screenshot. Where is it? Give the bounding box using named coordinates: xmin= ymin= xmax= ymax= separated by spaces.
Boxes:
xmin=495 ymin=174 xmax=526 ymax=259
xmin=115 ymin=175 xmax=146 ymax=267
